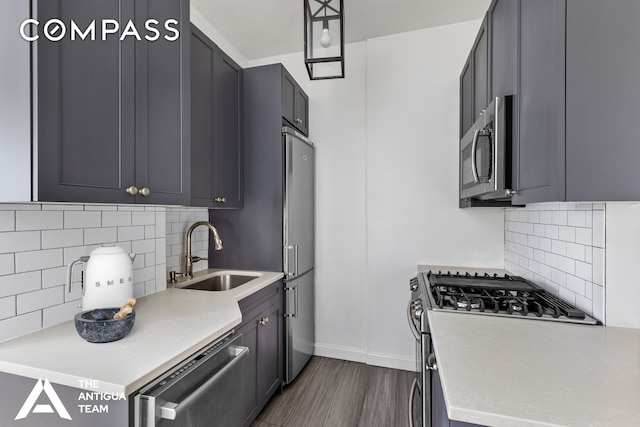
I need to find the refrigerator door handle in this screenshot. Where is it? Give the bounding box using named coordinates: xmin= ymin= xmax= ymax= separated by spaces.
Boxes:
xmin=284 ymin=285 xmax=298 ymax=318
xmin=284 ymin=244 xmax=299 ymax=278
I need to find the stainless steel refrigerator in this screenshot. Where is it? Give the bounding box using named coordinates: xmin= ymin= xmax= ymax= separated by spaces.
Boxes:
xmin=208 ymin=125 xmax=315 ymax=385
xmin=282 ymin=128 xmax=315 ymax=384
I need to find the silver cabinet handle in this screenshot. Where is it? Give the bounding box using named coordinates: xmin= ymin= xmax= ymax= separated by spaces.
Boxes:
xmin=214 ymin=197 xmax=227 ymax=203
xmin=126 ymin=186 xmax=138 ymax=195
xmin=158 ymin=345 xmax=249 ymax=421
xmin=259 ymin=317 xmax=270 ymax=326
xmin=406 ymin=300 xmax=421 ymax=341
xmin=426 ymin=352 xmax=438 ymax=371
xmin=140 ymin=187 xmax=151 ymax=197
xmin=471 ymin=129 xmax=480 ymax=184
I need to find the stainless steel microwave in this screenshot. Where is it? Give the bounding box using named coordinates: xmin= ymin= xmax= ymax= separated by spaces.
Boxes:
xmin=459 ymin=95 xmax=514 ymax=203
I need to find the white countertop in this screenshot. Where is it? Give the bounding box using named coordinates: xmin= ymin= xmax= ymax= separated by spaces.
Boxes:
xmin=0 ymin=269 xmax=284 ymax=395
xmin=429 ymin=310 xmax=640 ymax=427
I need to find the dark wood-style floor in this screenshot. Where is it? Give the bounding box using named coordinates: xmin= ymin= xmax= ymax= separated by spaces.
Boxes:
xmin=251 ymin=356 xmax=413 ymax=427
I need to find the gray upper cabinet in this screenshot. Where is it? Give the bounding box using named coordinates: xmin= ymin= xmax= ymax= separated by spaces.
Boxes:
xmin=514 ymin=0 xmax=566 ymax=204
xmin=282 ymin=68 xmax=309 ymax=136
xmin=463 ymin=0 xmax=640 ymax=205
xmin=564 ymin=0 xmax=640 ymax=201
xmin=190 ymin=25 xmax=244 ymax=209
xmin=459 ymin=16 xmax=488 ymax=138
xmin=37 ymin=0 xmax=190 ymax=205
xmin=514 ymin=0 xmax=640 ymax=204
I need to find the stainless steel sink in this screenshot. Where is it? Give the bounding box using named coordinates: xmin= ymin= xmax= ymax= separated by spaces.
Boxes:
xmin=181 ymin=273 xmax=259 ymax=291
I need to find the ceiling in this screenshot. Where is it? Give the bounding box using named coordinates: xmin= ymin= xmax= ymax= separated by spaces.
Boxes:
xmin=191 ymin=0 xmax=492 ymax=61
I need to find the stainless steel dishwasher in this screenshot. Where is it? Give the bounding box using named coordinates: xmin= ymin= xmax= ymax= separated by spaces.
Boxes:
xmin=136 ymin=332 xmax=248 ymax=427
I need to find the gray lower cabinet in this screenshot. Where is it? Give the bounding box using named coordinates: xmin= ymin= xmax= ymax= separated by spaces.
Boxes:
xmin=237 ymin=281 xmax=283 ymax=427
xmin=432 ymin=370 xmax=482 ymax=427
xmin=190 ymin=25 xmax=244 ymax=209
xmin=37 ymin=0 xmax=190 ymax=205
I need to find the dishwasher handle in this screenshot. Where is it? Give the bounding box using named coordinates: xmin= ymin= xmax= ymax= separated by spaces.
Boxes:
xmin=159 ymin=345 xmax=249 ymax=421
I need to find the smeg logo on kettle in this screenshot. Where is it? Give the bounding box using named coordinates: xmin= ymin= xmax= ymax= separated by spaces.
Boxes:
xmin=94 ymin=276 xmax=132 ymax=287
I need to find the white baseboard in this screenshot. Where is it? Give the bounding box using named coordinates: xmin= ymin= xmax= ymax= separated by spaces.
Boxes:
xmin=314 ymin=342 xmax=416 ymax=372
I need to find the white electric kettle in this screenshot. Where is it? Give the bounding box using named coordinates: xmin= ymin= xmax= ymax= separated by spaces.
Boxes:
xmin=67 ymin=246 xmax=136 ymax=310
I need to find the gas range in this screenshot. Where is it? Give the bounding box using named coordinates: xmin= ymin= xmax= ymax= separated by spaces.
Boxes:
xmin=419 ymin=270 xmax=599 ymax=325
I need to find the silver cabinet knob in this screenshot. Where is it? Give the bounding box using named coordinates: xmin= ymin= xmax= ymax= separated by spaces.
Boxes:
xmin=295 ymin=118 xmax=303 ymax=124
xmin=214 ymin=197 xmax=227 ymax=203
xmin=259 ymin=317 xmax=269 ymax=326
xmin=139 ymin=187 xmax=151 ymax=197
xmin=126 ymin=186 xmax=138 ymax=195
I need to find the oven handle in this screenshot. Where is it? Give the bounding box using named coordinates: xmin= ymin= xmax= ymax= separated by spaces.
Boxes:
xmin=408 ymin=377 xmax=421 ymax=427
xmin=471 ymin=129 xmax=480 ymax=184
xmin=159 ymin=345 xmax=249 ymax=421
xmin=406 ymin=300 xmax=421 ymax=341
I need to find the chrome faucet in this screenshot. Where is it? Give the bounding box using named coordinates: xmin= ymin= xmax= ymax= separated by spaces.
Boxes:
xmin=184 ymin=221 xmax=223 ymax=277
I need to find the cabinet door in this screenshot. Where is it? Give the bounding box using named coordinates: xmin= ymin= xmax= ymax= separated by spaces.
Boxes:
xmin=238 ymin=318 xmax=259 ymax=427
xmin=282 ymin=70 xmax=296 ymax=127
xmin=513 ymin=0 xmax=566 ymax=204
xmin=294 ymin=87 xmax=309 ymax=136
xmin=134 ymin=0 xmax=190 ymax=205
xmin=472 ymin=16 xmax=489 ymax=121
xmin=37 ymin=0 xmax=136 ymax=203
xmin=489 ymin=0 xmax=518 ymax=99
xmin=190 ymin=26 xmax=216 ymax=207
xmin=459 ymin=55 xmax=473 ymax=139
xmin=565 ymin=0 xmax=640 ymax=201
xmin=257 ymin=302 xmax=282 ymax=408
xmin=212 ymin=48 xmax=243 ymax=208
xmin=282 ymin=68 xmax=309 ymax=135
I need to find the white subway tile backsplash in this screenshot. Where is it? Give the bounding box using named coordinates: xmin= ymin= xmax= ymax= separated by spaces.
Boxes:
xmin=118 ymin=226 xmax=145 ymax=242
xmin=0 ymin=203 xmax=169 ymax=342
xmin=17 ymin=286 xmax=64 ymax=314
xmin=132 ymin=212 xmax=156 ymax=226
xmin=102 ymin=211 xmax=132 ymax=227
xmin=592 ymin=247 xmax=605 ymax=286
xmin=42 ymin=229 xmax=84 ymax=249
xmin=16 ymin=210 xmax=63 ymax=231
xmin=84 ymin=227 xmax=118 ymax=245
xmin=15 ymin=248 xmax=63 ymax=273
xmin=0 ymin=271 xmax=41 ymax=298
xmin=132 ymin=239 xmax=156 ymax=255
xmin=0 ymin=296 xmax=15 ymax=320
xmin=0 ymin=254 xmax=14 ymax=276
xmin=43 ymin=301 xmax=81 ymax=329
xmin=0 ymin=311 xmax=41 ymax=342
xmin=505 ymin=203 xmax=606 ymax=321
xmin=42 ymin=266 xmax=67 ymax=289
xmin=0 ymin=211 xmax=15 ymax=231
xmin=64 ymin=211 xmax=101 ymax=229
xmin=0 ymin=231 xmax=41 ymax=254
xmin=592 ymin=210 xmax=605 ymax=248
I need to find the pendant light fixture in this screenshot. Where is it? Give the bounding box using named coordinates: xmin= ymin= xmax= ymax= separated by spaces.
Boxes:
xmin=304 ymin=0 xmax=345 ymax=80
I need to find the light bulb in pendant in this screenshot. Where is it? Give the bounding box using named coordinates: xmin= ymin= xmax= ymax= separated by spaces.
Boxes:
xmin=320 ymin=27 xmax=331 ymax=48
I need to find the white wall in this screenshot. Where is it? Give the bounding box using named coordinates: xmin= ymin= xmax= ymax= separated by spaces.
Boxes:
xmin=251 ymin=20 xmax=505 ymax=370
xmin=605 ymin=203 xmax=640 ymax=329
xmin=0 ymin=1 xmax=31 ymax=202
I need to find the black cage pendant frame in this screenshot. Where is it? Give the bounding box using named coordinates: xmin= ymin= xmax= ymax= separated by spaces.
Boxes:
xmin=304 ymin=0 xmax=345 ymax=80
